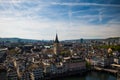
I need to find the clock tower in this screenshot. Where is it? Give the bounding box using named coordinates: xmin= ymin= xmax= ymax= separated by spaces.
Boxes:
xmin=54 ymin=34 xmax=60 ymax=55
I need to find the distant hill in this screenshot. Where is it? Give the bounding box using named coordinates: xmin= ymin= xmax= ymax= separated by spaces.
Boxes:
xmin=106 ymin=37 xmax=120 ymax=40
xmin=0 ymin=37 xmax=119 ymax=43
xmin=0 ymin=38 xmax=41 ymax=43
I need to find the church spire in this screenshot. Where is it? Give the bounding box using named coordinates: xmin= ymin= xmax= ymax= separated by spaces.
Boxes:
xmin=54 ymin=33 xmax=59 ymax=43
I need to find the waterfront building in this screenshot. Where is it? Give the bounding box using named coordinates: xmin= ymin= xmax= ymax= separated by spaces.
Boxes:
xmin=87 ymin=56 xmax=114 ymax=67
xmin=68 ymin=58 xmax=86 ymax=71
xmin=63 ymin=56 xmax=86 ymax=75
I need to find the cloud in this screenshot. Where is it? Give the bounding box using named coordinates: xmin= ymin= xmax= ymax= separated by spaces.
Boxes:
xmin=52 ymin=2 xmax=120 ymax=7
xmin=61 ymin=23 xmax=120 ymax=39
xmin=0 ymin=0 xmax=119 ymax=40
xmin=0 ymin=16 xmax=120 ymax=40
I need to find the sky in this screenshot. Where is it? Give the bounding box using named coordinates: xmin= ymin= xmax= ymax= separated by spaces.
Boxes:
xmin=0 ymin=0 xmax=120 ymax=40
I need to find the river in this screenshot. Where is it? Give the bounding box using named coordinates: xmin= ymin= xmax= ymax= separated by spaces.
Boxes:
xmin=0 ymin=71 xmax=117 ymax=80
xmin=58 ymin=71 xmax=117 ymax=80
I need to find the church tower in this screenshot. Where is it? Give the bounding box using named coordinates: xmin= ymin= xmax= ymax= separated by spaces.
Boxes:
xmin=54 ymin=34 xmax=60 ymax=55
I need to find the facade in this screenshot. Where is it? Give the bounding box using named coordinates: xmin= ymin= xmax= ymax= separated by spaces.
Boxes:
xmin=87 ymin=56 xmax=114 ymax=67
xmin=32 ymin=67 xmax=44 ymax=80
xmin=0 ymin=49 xmax=7 ymax=63
xmin=7 ymin=69 xmax=18 ymax=80
xmin=67 ymin=58 xmax=86 ymax=72
xmin=114 ymin=57 xmax=120 ymax=64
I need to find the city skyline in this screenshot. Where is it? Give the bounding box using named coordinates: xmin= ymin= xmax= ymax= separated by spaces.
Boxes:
xmin=0 ymin=0 xmax=120 ymax=40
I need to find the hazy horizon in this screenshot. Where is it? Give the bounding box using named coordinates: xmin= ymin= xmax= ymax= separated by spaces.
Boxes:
xmin=0 ymin=0 xmax=120 ymax=40
xmin=0 ymin=36 xmax=120 ymax=41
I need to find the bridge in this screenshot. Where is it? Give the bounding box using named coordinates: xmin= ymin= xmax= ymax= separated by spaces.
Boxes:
xmin=111 ymin=64 xmax=120 ymax=80
xmin=94 ymin=66 xmax=118 ymax=74
xmin=111 ymin=64 xmax=120 ymax=68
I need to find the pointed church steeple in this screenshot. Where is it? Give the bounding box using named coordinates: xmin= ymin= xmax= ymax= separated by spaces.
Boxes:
xmin=54 ymin=33 xmax=60 ymax=55
xmin=54 ymin=34 xmax=59 ymax=43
